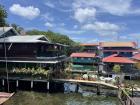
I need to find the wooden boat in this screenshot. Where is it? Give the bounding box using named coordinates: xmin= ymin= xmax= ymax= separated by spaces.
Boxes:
xmin=0 ymin=92 xmax=14 ymax=105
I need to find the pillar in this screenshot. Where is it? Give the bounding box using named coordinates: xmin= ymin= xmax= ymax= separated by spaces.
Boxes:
xmin=16 ymin=80 xmax=19 ymax=88
xmin=97 ymin=85 xmax=100 ymax=95
xmin=2 ymin=79 xmax=4 ymax=86
xmin=31 ymin=81 xmax=33 ymax=89
xmin=75 ymin=84 xmax=79 ymax=93
xmin=47 ymin=82 xmax=49 ymax=90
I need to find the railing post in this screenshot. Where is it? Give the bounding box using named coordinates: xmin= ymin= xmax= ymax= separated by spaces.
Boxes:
xmin=16 ymin=80 xmax=19 ymax=88
xmin=2 ymin=79 xmax=5 ymax=86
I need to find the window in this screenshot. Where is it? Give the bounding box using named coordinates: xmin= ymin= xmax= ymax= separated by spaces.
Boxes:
xmin=88 ymin=58 xmax=91 ymax=60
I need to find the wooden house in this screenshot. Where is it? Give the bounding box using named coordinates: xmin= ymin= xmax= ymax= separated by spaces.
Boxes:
xmin=100 ymin=42 xmax=137 ymax=57
xmin=0 ymin=27 xmax=68 ymax=70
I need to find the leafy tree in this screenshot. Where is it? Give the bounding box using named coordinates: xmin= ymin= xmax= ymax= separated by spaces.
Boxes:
xmin=11 ymin=23 xmax=24 ymax=33
xmin=113 ymin=64 xmax=121 ymax=74
xmin=0 ymin=5 xmax=7 ymax=27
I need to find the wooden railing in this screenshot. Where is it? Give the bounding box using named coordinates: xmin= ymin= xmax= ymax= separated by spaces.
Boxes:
xmin=118 ymin=87 xmax=137 ymax=105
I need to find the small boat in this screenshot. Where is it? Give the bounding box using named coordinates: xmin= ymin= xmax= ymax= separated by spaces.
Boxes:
xmin=0 ymin=92 xmax=14 ymax=105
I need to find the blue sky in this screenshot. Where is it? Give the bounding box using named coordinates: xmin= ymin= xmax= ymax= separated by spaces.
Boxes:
xmin=1 ymin=0 xmax=140 ymax=44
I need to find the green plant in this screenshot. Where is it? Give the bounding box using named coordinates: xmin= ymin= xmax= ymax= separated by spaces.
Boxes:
xmin=113 ymin=64 xmax=121 ymax=73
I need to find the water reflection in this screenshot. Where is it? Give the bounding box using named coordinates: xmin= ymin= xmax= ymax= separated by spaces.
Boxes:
xmin=4 ymin=83 xmax=121 ymax=105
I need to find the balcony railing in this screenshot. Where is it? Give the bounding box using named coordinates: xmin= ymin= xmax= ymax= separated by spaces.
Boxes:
xmin=0 ymin=55 xmax=67 ymax=61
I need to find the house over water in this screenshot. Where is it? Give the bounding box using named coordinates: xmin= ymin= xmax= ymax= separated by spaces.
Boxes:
xmin=132 ymin=53 xmax=140 ymax=69
xmin=0 ymin=27 xmax=68 ymax=70
xmin=80 ymin=43 xmax=99 ymax=54
xmin=102 ymin=53 xmax=139 ymax=79
xmin=71 ymin=43 xmax=100 ymax=72
xmin=100 ymin=42 xmax=137 ymax=57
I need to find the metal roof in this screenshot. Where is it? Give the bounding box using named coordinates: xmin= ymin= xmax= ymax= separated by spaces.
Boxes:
xmin=0 ymin=27 xmax=19 ymax=36
xmin=102 ymin=54 xmax=136 ymax=64
xmin=71 ymin=52 xmax=96 ymax=58
xmin=0 ymin=35 xmax=50 ymax=43
xmin=100 ymin=42 xmax=136 ymax=48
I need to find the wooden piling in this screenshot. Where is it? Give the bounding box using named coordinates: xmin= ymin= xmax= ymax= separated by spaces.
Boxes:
xmin=16 ymin=80 xmax=19 ymax=88
xmin=2 ymin=79 xmax=4 ymax=86
xmin=75 ymin=83 xmax=79 ymax=93
xmin=31 ymin=81 xmax=33 ymax=89
xmin=47 ymin=82 xmax=49 ymax=90
xmin=97 ymin=85 xmax=100 ymax=95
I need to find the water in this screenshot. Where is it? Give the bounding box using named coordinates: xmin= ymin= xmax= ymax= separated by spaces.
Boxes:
xmin=4 ymin=91 xmax=121 ymax=105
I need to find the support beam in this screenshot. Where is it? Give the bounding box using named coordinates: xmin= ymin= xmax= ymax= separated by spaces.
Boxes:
xmin=31 ymin=81 xmax=33 ymax=89
xmin=97 ymin=85 xmax=100 ymax=95
xmin=16 ymin=80 xmax=19 ymax=88
xmin=75 ymin=83 xmax=79 ymax=93
xmin=47 ymin=82 xmax=49 ymax=90
xmin=2 ymin=79 xmax=4 ymax=86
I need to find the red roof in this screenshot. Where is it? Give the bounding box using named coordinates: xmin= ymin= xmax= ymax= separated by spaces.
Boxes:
xmin=70 ymin=53 xmax=96 ymax=58
xmin=80 ymin=43 xmax=99 ymax=46
xmin=103 ymin=50 xmax=136 ymax=52
xmin=100 ymin=42 xmax=136 ymax=47
xmin=102 ymin=54 xmax=136 ymax=64
xmin=132 ymin=53 xmax=140 ymax=60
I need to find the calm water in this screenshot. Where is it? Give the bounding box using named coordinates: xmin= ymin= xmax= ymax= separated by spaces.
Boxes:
xmin=4 ymin=91 xmax=121 ymax=105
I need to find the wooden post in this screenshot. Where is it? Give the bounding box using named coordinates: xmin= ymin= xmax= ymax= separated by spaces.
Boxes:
xmin=47 ymin=82 xmax=49 ymax=90
xmin=31 ymin=81 xmax=33 ymax=89
xmin=75 ymin=83 xmax=79 ymax=93
xmin=2 ymin=79 xmax=4 ymax=86
xmin=97 ymin=85 xmax=100 ymax=95
xmin=16 ymin=80 xmax=19 ymax=87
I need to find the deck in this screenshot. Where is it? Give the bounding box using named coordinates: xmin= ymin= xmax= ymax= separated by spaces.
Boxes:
xmin=54 ymin=79 xmax=118 ymax=89
xmin=132 ymin=97 xmax=140 ymax=105
xmin=0 ymin=92 xmax=14 ymax=105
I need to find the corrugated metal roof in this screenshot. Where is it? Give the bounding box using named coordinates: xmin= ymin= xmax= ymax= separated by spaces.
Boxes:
xmin=0 ymin=35 xmax=50 ymax=43
xmin=0 ymin=27 xmax=19 ymax=36
xmin=70 ymin=53 xmax=96 ymax=58
xmin=100 ymin=42 xmax=136 ymax=47
xmin=102 ymin=54 xmax=136 ymax=64
xmin=80 ymin=43 xmax=99 ymax=46
xmin=132 ymin=53 xmax=140 ymax=61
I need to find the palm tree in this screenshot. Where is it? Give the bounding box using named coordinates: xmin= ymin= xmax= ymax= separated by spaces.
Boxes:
xmin=0 ymin=5 xmax=7 ymax=27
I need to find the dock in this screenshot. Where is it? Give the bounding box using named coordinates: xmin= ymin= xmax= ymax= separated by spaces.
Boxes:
xmin=0 ymin=92 xmax=14 ymax=105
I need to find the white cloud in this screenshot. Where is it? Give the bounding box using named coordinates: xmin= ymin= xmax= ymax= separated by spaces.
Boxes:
xmin=73 ymin=25 xmax=78 ymax=29
xmin=72 ymin=0 xmax=140 ymax=16
xmin=74 ymin=8 xmax=96 ymax=23
xmin=45 ymin=22 xmax=54 ymax=27
xmin=9 ymin=4 xmax=40 ymax=20
xmin=82 ymin=21 xmax=121 ymax=36
xmin=60 ymin=23 xmax=65 ymax=26
xmin=45 ymin=1 xmax=55 ymax=8
xmin=55 ymin=27 xmax=85 ymax=35
xmin=41 ymin=13 xmax=54 ymax=22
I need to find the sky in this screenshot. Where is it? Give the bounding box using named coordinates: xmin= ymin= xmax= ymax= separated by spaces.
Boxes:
xmin=1 ymin=0 xmax=140 ymax=44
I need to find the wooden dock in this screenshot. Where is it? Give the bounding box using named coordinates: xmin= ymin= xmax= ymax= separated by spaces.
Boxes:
xmin=54 ymin=79 xmax=118 ymax=89
xmin=0 ymin=92 xmax=14 ymax=105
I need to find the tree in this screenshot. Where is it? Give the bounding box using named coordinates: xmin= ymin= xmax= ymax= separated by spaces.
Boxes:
xmin=11 ymin=23 xmax=24 ymax=34
xmin=113 ymin=64 xmax=121 ymax=85
xmin=0 ymin=5 xmax=7 ymax=27
xmin=113 ymin=64 xmax=121 ymax=73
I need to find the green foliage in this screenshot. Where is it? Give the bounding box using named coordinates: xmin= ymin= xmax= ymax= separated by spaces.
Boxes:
xmin=26 ymin=30 xmax=76 ymax=46
xmin=113 ymin=64 xmax=121 ymax=73
xmin=12 ymin=67 xmax=49 ymax=77
xmin=0 ymin=4 xmax=7 ymax=27
xmin=11 ymin=23 xmax=24 ymax=33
